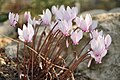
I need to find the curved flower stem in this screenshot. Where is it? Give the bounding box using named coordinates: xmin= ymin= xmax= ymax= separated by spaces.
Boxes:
xmin=23 ymin=43 xmax=27 ymax=80
xmin=33 ymin=22 xmax=42 ymax=50
xmin=31 ymin=50 xmax=34 ymax=80
xmin=44 ymin=31 xmax=61 ymax=69
xmin=45 ymin=30 xmax=62 ymax=58
xmin=36 ymin=22 xmax=58 ymax=59
xmin=36 ymin=26 xmax=46 ymax=51
xmin=60 ymin=51 xmax=90 ymax=80
xmin=78 ymin=39 xmax=91 ymax=57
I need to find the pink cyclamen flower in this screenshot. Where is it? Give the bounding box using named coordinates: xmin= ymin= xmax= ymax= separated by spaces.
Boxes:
xmin=90 ymin=30 xmax=103 ymax=39
xmin=90 ymin=30 xmax=112 ymax=49
xmin=52 ymin=5 xmax=65 ymax=21
xmin=89 ymin=36 xmax=107 ymax=63
xmin=75 ymin=14 xmax=98 ymax=32
xmin=52 ymin=5 xmax=78 ymax=21
xmin=24 ymin=11 xmax=31 ymax=22
xmin=59 ymin=20 xmax=72 ymax=36
xmin=70 ymin=30 xmax=83 ymax=45
xmin=51 ymin=5 xmax=59 ymax=15
xmin=28 ymin=17 xmax=40 ymax=27
xmin=9 ymin=12 xmax=19 ymax=27
xmin=40 ymin=9 xmax=52 ymax=26
xmin=24 ymin=12 xmax=40 ymax=27
xmin=64 ymin=6 xmax=78 ymax=21
xmin=18 ymin=23 xmax=34 ymax=42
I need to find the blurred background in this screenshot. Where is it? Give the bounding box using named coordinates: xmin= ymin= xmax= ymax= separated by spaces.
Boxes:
xmin=0 ymin=0 xmax=120 ymax=22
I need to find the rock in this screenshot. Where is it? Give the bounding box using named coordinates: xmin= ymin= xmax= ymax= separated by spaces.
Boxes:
xmin=77 ymin=13 xmax=120 ymax=80
xmin=81 ymin=9 xmax=107 ymax=16
xmin=0 ymin=21 xmax=16 ymax=37
xmin=5 ymin=43 xmax=24 ymax=59
xmin=109 ymin=7 xmax=120 ymax=13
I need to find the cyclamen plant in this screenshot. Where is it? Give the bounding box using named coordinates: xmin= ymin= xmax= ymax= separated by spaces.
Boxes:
xmin=8 ymin=5 xmax=112 ymax=80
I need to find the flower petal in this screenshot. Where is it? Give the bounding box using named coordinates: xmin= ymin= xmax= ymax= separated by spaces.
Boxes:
xmin=51 ymin=6 xmax=58 ymax=14
xmin=15 ymin=13 xmax=19 ymax=21
xmin=23 ymin=24 xmax=27 ymax=31
xmin=105 ymin=34 xmax=112 ymax=48
xmin=101 ymin=49 xmax=107 ymax=57
xmin=18 ymin=28 xmax=23 ymax=36
xmin=19 ymin=35 xmax=25 ymax=42
xmin=70 ymin=31 xmax=77 ymax=45
xmin=23 ymin=29 xmax=29 ymax=41
xmin=91 ymin=39 xmax=98 ymax=51
xmin=80 ymin=20 xmax=87 ymax=32
xmin=89 ymin=20 xmax=98 ymax=32
xmin=85 ymin=14 xmax=92 ymax=27
xmin=28 ymin=23 xmax=34 ymax=36
xmin=77 ymin=30 xmax=83 ymax=42
xmin=75 ymin=17 xmax=81 ymax=27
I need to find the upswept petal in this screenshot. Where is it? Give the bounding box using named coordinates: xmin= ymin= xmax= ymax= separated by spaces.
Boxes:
xmin=59 ymin=5 xmax=65 ymax=13
xmin=105 ymin=34 xmax=112 ymax=48
xmin=59 ymin=20 xmax=72 ymax=36
xmin=101 ymin=49 xmax=107 ymax=58
xmin=18 ymin=28 xmax=23 ymax=36
xmin=72 ymin=7 xmax=78 ymax=16
xmin=23 ymin=24 xmax=27 ymax=31
xmin=19 ymin=36 xmax=25 ymax=42
xmin=18 ymin=24 xmax=34 ymax=42
xmin=70 ymin=30 xmax=83 ymax=45
xmin=96 ymin=36 xmax=105 ymax=52
xmin=68 ymin=20 xmax=72 ymax=29
xmin=89 ymin=20 xmax=98 ymax=32
xmin=77 ymin=30 xmax=83 ymax=42
xmin=75 ymin=17 xmax=81 ymax=27
xmin=80 ymin=20 xmax=87 ymax=32
xmin=41 ymin=9 xmax=51 ymax=25
xmin=90 ymin=30 xmax=98 ymax=39
xmin=51 ymin=6 xmax=58 ymax=14
xmin=85 ymin=14 xmax=92 ymax=27
xmin=15 ymin=13 xmax=19 ymax=21
xmin=91 ymin=39 xmax=98 ymax=51
xmin=46 ymin=9 xmax=52 ymax=21
xmin=66 ymin=6 xmax=71 ymax=13
xmin=70 ymin=31 xmax=78 ymax=45
xmin=99 ymin=30 xmax=103 ymax=36
xmin=55 ymin=10 xmax=63 ymax=20
xmin=32 ymin=17 xmax=36 ymax=27
xmin=28 ymin=17 xmax=33 ymax=25
xmin=8 ymin=12 xmax=19 ymax=27
xmin=80 ymin=15 xmax=84 ymax=21
xmin=28 ymin=23 xmax=34 ymax=36
xmin=24 ymin=11 xmax=31 ymax=22
xmin=90 ymin=30 xmax=103 ymax=39
xmin=9 ymin=12 xmax=12 ymax=20
xmin=23 ymin=29 xmax=29 ymax=42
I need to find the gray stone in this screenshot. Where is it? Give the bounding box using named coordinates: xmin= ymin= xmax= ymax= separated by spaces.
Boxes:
xmin=109 ymin=7 xmax=120 ymax=13
xmin=5 ymin=42 xmax=24 ymax=59
xmin=77 ymin=13 xmax=120 ymax=80
xmin=81 ymin=9 xmax=107 ymax=17
xmin=0 ymin=21 xmax=16 ymax=37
